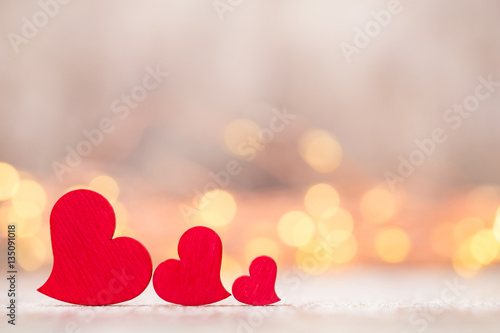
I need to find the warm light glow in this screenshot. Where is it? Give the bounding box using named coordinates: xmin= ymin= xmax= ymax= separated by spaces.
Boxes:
xmin=453 ymin=237 xmax=481 ymax=278
xmin=244 ymin=237 xmax=281 ymax=264
xmin=430 ymin=222 xmax=456 ymax=258
xmin=298 ymin=129 xmax=342 ymax=173
xmin=494 ymin=212 xmax=500 ymax=242
xmin=0 ymin=162 xmax=20 ymax=200
xmin=224 ymin=119 xmax=260 ymax=156
xmin=359 ymin=187 xmax=397 ymax=224
xmin=65 ymin=185 xmax=87 ymax=193
xmin=113 ymin=201 xmax=129 ymax=227
xmin=374 ymin=227 xmax=411 ymax=263
xmin=11 ymin=180 xmax=47 ymax=219
xmin=278 ymin=210 xmax=315 ymax=247
xmin=0 ymin=204 xmax=42 ymax=239
xmin=18 ymin=236 xmax=46 ymax=271
xmin=88 ymin=175 xmax=120 ymax=203
xmin=317 ymin=207 xmax=354 ymax=243
xmin=454 ymin=217 xmax=485 ymax=244
xmin=469 ymin=229 xmax=499 ymax=265
xmin=304 ymin=183 xmax=340 ymax=218
xmin=221 ymin=255 xmax=244 ymax=289
xmin=198 ymin=189 xmax=237 ymax=227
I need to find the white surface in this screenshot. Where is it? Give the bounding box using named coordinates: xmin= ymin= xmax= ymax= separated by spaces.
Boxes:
xmin=3 ymin=267 xmax=500 ymax=333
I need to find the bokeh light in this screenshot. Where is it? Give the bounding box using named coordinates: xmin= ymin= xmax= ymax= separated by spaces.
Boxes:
xmin=278 ymin=211 xmax=315 ymax=247
xmin=304 ymin=183 xmax=340 ymax=218
xmin=360 ymin=186 xmax=397 ymax=224
xmin=198 ymin=189 xmax=237 ymax=227
xmin=18 ymin=236 xmax=46 ymax=271
xmin=244 ymin=237 xmax=281 ymax=264
xmin=88 ymin=175 xmax=120 ymax=203
xmin=0 ymin=162 xmax=20 ymax=200
xmin=374 ymin=228 xmax=411 ymax=263
xmin=11 ymin=179 xmax=47 ymax=219
xmin=224 ymin=119 xmax=260 ymax=156
xmin=317 ymin=207 xmax=355 ymax=243
xmin=298 ymin=129 xmax=342 ymax=173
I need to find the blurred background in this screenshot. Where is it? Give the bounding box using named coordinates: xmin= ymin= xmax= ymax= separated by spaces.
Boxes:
xmin=1 ymin=0 xmax=500 ymax=289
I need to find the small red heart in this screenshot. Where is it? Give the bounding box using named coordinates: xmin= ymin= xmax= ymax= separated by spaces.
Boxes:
xmin=38 ymin=190 xmax=152 ymax=305
xmin=153 ymin=226 xmax=230 ymax=305
xmin=232 ymin=256 xmax=280 ymax=305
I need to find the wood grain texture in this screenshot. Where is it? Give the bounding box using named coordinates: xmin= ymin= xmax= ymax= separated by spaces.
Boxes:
xmin=38 ymin=189 xmax=153 ymax=305
xmin=232 ymin=256 xmax=280 ymax=305
xmin=153 ymin=226 xmax=231 ymax=305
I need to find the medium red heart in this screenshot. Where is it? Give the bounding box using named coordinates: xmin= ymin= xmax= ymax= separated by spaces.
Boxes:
xmin=232 ymin=256 xmax=280 ymax=305
xmin=153 ymin=226 xmax=230 ymax=305
xmin=38 ymin=189 xmax=152 ymax=305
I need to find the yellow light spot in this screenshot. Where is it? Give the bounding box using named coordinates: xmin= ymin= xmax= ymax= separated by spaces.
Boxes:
xmin=18 ymin=236 xmax=46 ymax=271
xmin=359 ymin=187 xmax=397 ymax=224
xmin=88 ymin=175 xmax=120 ymax=203
xmin=317 ymin=207 xmax=354 ymax=243
xmin=494 ymin=213 xmax=500 ymax=242
xmin=454 ymin=217 xmax=485 ymax=244
xmin=304 ymin=183 xmax=340 ymax=218
xmin=224 ymin=119 xmax=260 ymax=156
xmin=114 ymin=225 xmax=135 ymax=238
xmin=221 ymin=255 xmax=243 ymax=289
xmin=244 ymin=237 xmax=281 ymax=264
xmin=65 ymin=185 xmax=87 ymax=193
xmin=0 ymin=162 xmax=20 ymax=200
xmin=0 ymin=204 xmax=42 ymax=239
xmin=113 ymin=201 xmax=129 ymax=227
xmin=374 ymin=227 xmax=411 ymax=263
xmin=430 ymin=222 xmax=456 ymax=258
xmin=453 ymin=237 xmax=481 ymax=278
xmin=295 ymin=235 xmax=357 ymax=274
xmin=278 ymin=211 xmax=315 ymax=247
xmin=298 ymin=129 xmax=342 ymax=173
xmin=11 ymin=180 xmax=46 ymax=219
xmin=198 ymin=189 xmax=237 ymax=227
xmin=470 ymin=229 xmax=499 ymax=265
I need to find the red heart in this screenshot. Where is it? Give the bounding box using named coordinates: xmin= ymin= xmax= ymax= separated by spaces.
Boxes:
xmin=38 ymin=189 xmax=152 ymax=305
xmin=232 ymin=256 xmax=280 ymax=305
xmin=153 ymin=226 xmax=230 ymax=305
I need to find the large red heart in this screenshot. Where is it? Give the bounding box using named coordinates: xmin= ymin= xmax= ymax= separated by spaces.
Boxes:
xmin=38 ymin=189 xmax=152 ymax=305
xmin=153 ymin=226 xmax=230 ymax=305
xmin=232 ymin=256 xmax=280 ymax=305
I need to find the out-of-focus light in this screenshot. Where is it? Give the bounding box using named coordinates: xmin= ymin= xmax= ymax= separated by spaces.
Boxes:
xmin=244 ymin=237 xmax=281 ymax=264
xmin=65 ymin=185 xmax=87 ymax=193
xmin=430 ymin=222 xmax=456 ymax=258
xmin=18 ymin=236 xmax=46 ymax=271
xmin=278 ymin=211 xmax=315 ymax=247
xmin=11 ymin=180 xmax=46 ymax=219
xmin=465 ymin=185 xmax=500 ymax=220
xmin=453 ymin=237 xmax=481 ymax=278
xmin=221 ymin=255 xmax=243 ymax=289
xmin=88 ymin=175 xmax=120 ymax=203
xmin=298 ymin=129 xmax=342 ymax=173
xmin=454 ymin=217 xmax=485 ymax=244
xmin=198 ymin=189 xmax=237 ymax=227
xmin=295 ymin=235 xmax=357 ymax=274
xmin=224 ymin=119 xmax=260 ymax=156
xmin=0 ymin=204 xmax=42 ymax=239
xmin=359 ymin=186 xmax=397 ymax=224
xmin=317 ymin=207 xmax=354 ymax=243
xmin=494 ymin=211 xmax=500 ymax=242
xmin=0 ymin=162 xmax=20 ymax=200
xmin=113 ymin=201 xmax=129 ymax=226
xmin=374 ymin=227 xmax=411 ymax=263
xmin=304 ymin=183 xmax=340 ymax=218
xmin=469 ymin=229 xmax=499 ymax=265
xmin=295 ymin=239 xmax=332 ymax=275
xmin=113 ymin=225 xmax=135 ymax=238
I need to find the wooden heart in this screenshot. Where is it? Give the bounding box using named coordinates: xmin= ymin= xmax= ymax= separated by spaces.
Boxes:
xmin=38 ymin=189 xmax=152 ymax=305
xmin=232 ymin=256 xmax=280 ymax=305
xmin=153 ymin=226 xmax=230 ymax=305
